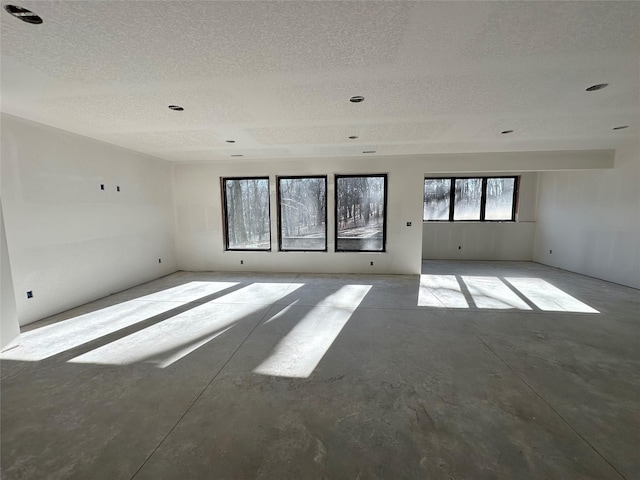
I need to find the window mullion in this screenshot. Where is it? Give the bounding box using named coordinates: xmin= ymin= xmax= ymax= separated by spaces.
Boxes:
xmin=511 ymin=176 xmax=519 ymax=221
xmin=480 ymin=178 xmax=488 ymax=221
xmin=449 ymin=178 xmax=455 ymax=221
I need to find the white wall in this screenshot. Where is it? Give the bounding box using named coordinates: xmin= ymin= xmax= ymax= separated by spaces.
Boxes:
xmin=174 ymin=157 xmax=425 ymax=275
xmin=174 ymin=151 xmax=613 ymax=275
xmin=1 ymin=199 xmax=20 ymax=350
xmin=0 ymin=116 xmax=625 ymax=326
xmin=422 ymin=172 xmax=537 ymax=260
xmin=422 ymin=222 xmax=536 ymax=261
xmin=1 ymin=114 xmax=178 ymax=325
xmin=534 ymin=141 xmax=640 ymax=289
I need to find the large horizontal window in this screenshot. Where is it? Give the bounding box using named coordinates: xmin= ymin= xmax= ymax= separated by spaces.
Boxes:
xmin=277 ymin=176 xmax=327 ymax=251
xmin=222 ymin=177 xmax=271 ymax=250
xmin=335 ymin=174 xmax=387 ymax=252
xmin=424 ymin=176 xmax=518 ymax=221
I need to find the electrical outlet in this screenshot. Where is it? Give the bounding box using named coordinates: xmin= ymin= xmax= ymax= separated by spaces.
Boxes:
xmin=117 ymin=186 xmax=120 ymax=192
xmin=100 ymin=184 xmax=104 ymax=190
xmin=549 ymin=249 xmax=553 ymax=254
xmin=370 ymin=261 xmax=374 ymax=266
xmin=406 ymin=221 xmax=412 ymax=227
xmin=26 ymin=291 xmax=33 ymax=299
xmin=158 ymin=258 xmax=161 ymax=263
xmin=458 ymin=246 xmax=462 ymax=250
xmin=240 ymin=260 xmax=244 ymax=265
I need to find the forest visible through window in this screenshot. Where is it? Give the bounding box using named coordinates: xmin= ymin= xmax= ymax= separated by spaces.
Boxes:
xmin=223 ymin=177 xmax=271 ymax=250
xmin=222 ymin=175 xmax=387 ymax=252
xmin=278 ymin=176 xmax=327 ymax=251
xmin=336 ymin=175 xmax=387 ymax=252
xmin=424 ymin=177 xmax=517 ymax=221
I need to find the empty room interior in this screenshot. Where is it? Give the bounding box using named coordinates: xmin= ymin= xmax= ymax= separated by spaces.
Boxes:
xmin=1 ymin=1 xmax=639 ymax=479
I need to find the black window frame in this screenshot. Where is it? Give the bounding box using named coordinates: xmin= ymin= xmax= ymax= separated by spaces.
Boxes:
xmin=334 ymin=173 xmax=388 ymax=253
xmin=221 ymin=176 xmax=272 ymax=251
xmin=276 ymin=175 xmax=328 ymax=252
xmin=423 ymin=176 xmax=519 ymax=222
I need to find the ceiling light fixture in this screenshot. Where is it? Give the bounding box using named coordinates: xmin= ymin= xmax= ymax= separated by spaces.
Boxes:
xmin=348 ymin=135 xmax=358 ymax=139
xmin=225 ymin=140 xmax=236 ymax=143
xmin=168 ymin=105 xmax=184 ymax=111
xmin=586 ymin=83 xmax=608 ymax=92
xmin=501 ymin=130 xmax=514 ymax=134
xmin=363 ymin=150 xmax=376 ymax=154
xmin=350 ymin=96 xmax=365 ymax=103
xmin=231 ymin=154 xmax=243 ymax=157
xmin=4 ymin=5 xmax=42 ymax=24
xmin=612 ymin=125 xmax=629 ymax=130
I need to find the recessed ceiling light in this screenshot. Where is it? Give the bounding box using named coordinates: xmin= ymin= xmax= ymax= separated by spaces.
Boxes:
xmin=225 ymin=140 xmax=236 ymax=143
xmin=231 ymin=154 xmax=243 ymax=157
xmin=4 ymin=5 xmax=42 ymax=24
xmin=586 ymin=83 xmax=608 ymax=92
xmin=348 ymin=135 xmax=358 ymax=139
xmin=362 ymin=150 xmax=376 ymax=154
xmin=501 ymin=130 xmax=514 ymax=134
xmin=168 ymin=105 xmax=184 ymax=111
xmin=350 ymin=96 xmax=365 ymax=103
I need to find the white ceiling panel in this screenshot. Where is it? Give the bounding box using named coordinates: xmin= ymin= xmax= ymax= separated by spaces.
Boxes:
xmin=1 ymin=1 xmax=638 ymax=162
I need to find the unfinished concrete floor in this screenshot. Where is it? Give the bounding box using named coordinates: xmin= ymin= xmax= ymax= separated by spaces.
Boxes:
xmin=1 ymin=261 xmax=638 ymax=480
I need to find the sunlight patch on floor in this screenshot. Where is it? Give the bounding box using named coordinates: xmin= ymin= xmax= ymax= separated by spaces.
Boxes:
xmin=462 ymin=276 xmax=532 ymax=310
xmin=210 ymin=283 xmax=304 ymax=305
xmin=506 ymin=278 xmax=599 ymax=313
xmin=128 ymin=281 xmax=238 ymax=303
xmin=0 ymin=281 xmax=237 ymax=362
xmin=68 ymin=304 xmax=246 ymax=367
xmin=418 ymin=275 xmax=468 ymax=308
xmin=264 ymin=300 xmax=300 ymax=324
xmin=67 ymin=283 xmax=304 ymax=367
xmin=253 ymin=285 xmax=371 ymax=378
xmin=418 ymin=275 xmax=598 ymax=313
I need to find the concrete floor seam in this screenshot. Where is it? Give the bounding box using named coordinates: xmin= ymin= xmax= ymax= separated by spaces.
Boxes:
xmin=128 ymin=302 xmax=280 ymax=480
xmin=474 ymin=334 xmax=628 ymax=480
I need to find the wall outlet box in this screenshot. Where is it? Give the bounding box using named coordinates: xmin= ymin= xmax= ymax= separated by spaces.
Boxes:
xmin=26 ymin=291 xmax=33 ymax=299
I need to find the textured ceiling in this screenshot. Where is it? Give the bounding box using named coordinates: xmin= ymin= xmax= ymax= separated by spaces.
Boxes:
xmin=1 ymin=1 xmax=638 ymax=162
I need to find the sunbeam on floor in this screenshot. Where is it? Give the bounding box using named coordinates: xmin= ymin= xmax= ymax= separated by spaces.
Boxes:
xmin=0 ymin=281 xmax=239 ymax=362
xmin=68 ymin=283 xmax=304 ymax=367
xmin=418 ymin=275 xmax=598 ymax=313
xmin=254 ymin=285 xmax=372 ymax=378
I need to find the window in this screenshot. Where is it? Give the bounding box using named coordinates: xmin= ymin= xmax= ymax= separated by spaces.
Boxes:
xmin=453 ymin=178 xmax=482 ymax=220
xmin=485 ymin=177 xmax=516 ymax=220
xmin=423 ymin=178 xmax=451 ymax=221
xmin=222 ymin=177 xmax=271 ymax=250
xmin=335 ymin=174 xmax=387 ymax=252
xmin=277 ymin=176 xmax=327 ymax=251
xmin=423 ymin=176 xmax=518 ymax=221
